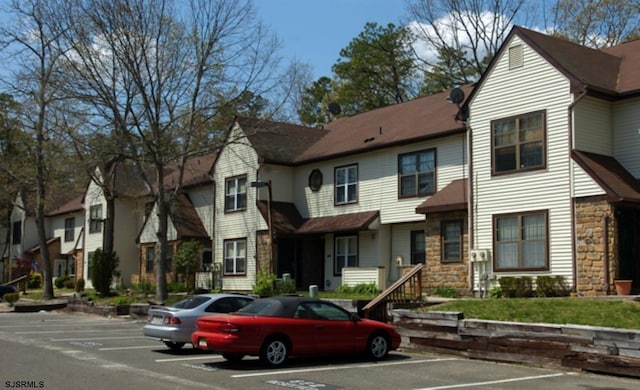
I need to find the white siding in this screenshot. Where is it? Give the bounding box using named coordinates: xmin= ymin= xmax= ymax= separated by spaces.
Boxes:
xmin=469 ymin=35 xmax=574 ymax=284
xmin=83 ymin=171 xmax=146 ymax=287
xmin=213 ymin=126 xmax=262 ymax=291
xmin=573 ymin=97 xmax=613 ymax=155
xmin=50 ymin=212 xmax=84 ymax=256
xmin=613 ymin=97 xmax=640 ymax=178
xmin=188 ymin=185 xmax=214 ymax=237
xmin=293 ymin=134 xmax=467 ymax=224
xmin=572 ymin=161 xmax=606 ymax=198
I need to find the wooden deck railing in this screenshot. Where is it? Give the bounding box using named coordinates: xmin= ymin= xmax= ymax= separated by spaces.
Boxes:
xmin=362 ymin=263 xmax=424 ymax=322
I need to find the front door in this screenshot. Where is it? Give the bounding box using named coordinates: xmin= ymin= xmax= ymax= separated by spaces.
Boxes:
xmin=297 ymin=237 xmax=325 ymax=290
xmin=617 ymin=208 xmax=640 ymax=294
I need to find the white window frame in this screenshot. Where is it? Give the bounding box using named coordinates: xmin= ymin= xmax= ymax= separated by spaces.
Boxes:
xmin=224 ymin=239 xmax=247 ymax=275
xmin=335 ymin=165 xmax=358 ymax=205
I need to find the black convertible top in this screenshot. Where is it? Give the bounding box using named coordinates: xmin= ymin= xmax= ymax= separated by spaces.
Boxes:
xmin=236 ymin=296 xmax=336 ymax=318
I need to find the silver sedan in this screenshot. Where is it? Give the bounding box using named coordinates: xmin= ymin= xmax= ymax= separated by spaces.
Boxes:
xmin=143 ymin=293 xmax=254 ymax=350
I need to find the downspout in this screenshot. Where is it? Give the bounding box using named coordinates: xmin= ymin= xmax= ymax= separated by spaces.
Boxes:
xmin=603 ymin=215 xmax=610 ymax=295
xmin=568 ymin=88 xmax=588 ymax=293
xmin=466 ymin=122 xmax=474 ymax=295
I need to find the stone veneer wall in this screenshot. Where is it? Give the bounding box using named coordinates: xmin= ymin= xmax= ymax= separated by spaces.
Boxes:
xmin=255 ymin=231 xmax=272 ymax=274
xmin=423 ymin=211 xmax=470 ymax=296
xmin=574 ymin=196 xmax=617 ymax=296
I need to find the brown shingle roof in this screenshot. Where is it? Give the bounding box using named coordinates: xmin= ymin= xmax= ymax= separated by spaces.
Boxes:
xmin=571 ymin=150 xmax=640 ymax=204
xmin=296 ymin=86 xmax=471 ymax=163
xmin=236 ymin=117 xmax=329 ymax=165
xmin=515 ymin=26 xmax=623 ymax=94
xmin=46 ymin=194 xmax=84 ymax=217
xmin=165 ymin=152 xmax=216 ymax=188
xmin=601 ymin=39 xmax=640 ymax=93
xmin=415 ymin=179 xmax=468 ymax=214
xmin=257 ymin=201 xmax=379 ymax=235
xmin=170 ymin=193 xmax=210 ymax=239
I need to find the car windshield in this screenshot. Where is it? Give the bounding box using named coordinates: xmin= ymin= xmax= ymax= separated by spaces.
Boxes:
xmin=236 ymin=299 xmax=284 ymax=317
xmin=171 ymin=296 xmax=210 ymax=309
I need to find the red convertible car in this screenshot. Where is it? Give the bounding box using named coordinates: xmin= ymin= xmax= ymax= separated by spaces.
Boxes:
xmin=192 ymin=296 xmax=401 ymax=367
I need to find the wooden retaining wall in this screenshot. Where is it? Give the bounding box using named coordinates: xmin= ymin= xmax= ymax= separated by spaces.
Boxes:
xmin=393 ymin=309 xmax=640 ymax=378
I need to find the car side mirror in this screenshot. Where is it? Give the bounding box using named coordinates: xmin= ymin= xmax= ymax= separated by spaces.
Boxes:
xmin=350 ymin=313 xmax=361 ymax=322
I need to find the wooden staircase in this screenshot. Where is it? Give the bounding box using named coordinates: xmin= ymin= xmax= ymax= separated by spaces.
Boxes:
xmin=362 ymin=263 xmax=424 ymax=322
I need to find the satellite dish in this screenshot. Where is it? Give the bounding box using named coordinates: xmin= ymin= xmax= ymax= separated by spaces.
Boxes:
xmin=328 ymin=102 xmax=341 ymax=115
xmin=447 ymin=86 xmax=465 ymax=105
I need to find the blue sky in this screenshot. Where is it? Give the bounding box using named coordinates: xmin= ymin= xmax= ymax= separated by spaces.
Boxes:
xmin=255 ymin=0 xmax=407 ymax=79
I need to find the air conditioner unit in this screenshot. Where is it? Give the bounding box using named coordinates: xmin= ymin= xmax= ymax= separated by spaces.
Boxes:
xmin=470 ymin=249 xmax=491 ymax=262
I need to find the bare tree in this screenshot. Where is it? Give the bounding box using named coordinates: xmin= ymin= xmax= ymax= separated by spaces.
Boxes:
xmin=61 ymin=0 xmax=284 ymax=301
xmin=406 ymin=0 xmax=527 ymax=86
xmin=0 ymin=0 xmax=72 ymax=299
xmin=547 ymin=0 xmax=640 ymax=48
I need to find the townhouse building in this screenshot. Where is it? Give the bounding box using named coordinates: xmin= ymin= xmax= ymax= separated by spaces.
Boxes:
xmin=464 ymin=26 xmax=640 ymax=296
xmin=3 ymin=26 xmax=638 ymax=298
xmin=137 ymin=153 xmax=215 ymax=287
xmin=213 ymin=86 xmax=469 ymax=292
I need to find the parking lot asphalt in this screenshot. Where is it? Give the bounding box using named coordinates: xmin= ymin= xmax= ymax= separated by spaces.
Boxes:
xmin=1 ymin=310 xmax=640 ymax=390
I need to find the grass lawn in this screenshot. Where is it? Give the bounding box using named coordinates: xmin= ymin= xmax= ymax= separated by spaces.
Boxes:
xmin=424 ymin=297 xmax=640 ymax=330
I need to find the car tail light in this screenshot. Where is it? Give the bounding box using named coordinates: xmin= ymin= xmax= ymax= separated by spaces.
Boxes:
xmin=163 ymin=316 xmax=181 ymax=325
xmin=218 ymin=322 xmax=240 ymax=333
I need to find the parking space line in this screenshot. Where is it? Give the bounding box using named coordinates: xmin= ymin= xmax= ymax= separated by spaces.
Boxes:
xmin=231 ymin=358 xmax=458 ymax=378
xmin=100 ymin=345 xmax=156 ymax=351
xmin=413 ymin=373 xmax=565 ymax=390
xmin=155 ymin=355 xmax=223 ymax=363
xmin=50 ymin=336 xmax=145 ymax=341
xmin=17 ymin=329 xmax=114 ymax=334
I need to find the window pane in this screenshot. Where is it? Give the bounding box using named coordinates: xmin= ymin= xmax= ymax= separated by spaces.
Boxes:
xmin=347 ymin=184 xmax=357 ymax=202
xmin=522 ymin=241 xmax=545 ymax=267
xmin=347 ymin=166 xmax=357 ymax=182
xmin=418 ymin=172 xmax=434 ymax=195
xmin=495 ymin=146 xmax=516 ymax=172
xmin=400 ymin=155 xmax=416 ymax=174
xmin=236 ymin=258 xmax=246 ymax=273
xmin=400 ymin=175 xmax=416 ymax=196
xmin=418 ymin=152 xmax=434 ymax=171
xmin=336 ymin=168 xmax=346 ymax=185
xmin=497 ymin=242 xmax=518 ymax=268
xmin=520 ymin=142 xmax=543 ymax=168
xmin=336 ymin=186 xmax=345 ymax=203
xmin=522 ymin=214 xmax=545 ymax=239
xmin=497 ymin=217 xmax=518 ymax=241
xmin=494 ymin=121 xmax=516 ymax=146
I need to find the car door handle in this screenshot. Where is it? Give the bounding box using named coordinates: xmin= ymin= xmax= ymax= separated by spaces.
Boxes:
xmin=314 ymin=325 xmax=324 ymax=329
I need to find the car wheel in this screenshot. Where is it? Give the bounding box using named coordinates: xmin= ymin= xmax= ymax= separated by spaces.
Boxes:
xmin=367 ymin=333 xmax=389 ymax=360
xmin=163 ymin=341 xmax=185 ymax=350
xmin=221 ymin=353 xmax=245 ymax=362
xmin=260 ymin=337 xmax=289 ymax=367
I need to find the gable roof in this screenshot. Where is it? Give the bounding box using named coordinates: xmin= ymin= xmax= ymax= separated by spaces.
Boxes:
xmin=572 ymin=150 xmax=640 ymax=204
xmin=235 ymin=117 xmax=329 ymax=165
xmin=234 ymin=86 xmax=470 ymax=166
xmin=46 ymin=194 xmax=84 ymax=217
xmin=467 ymin=26 xmax=640 ymax=106
xmin=169 ymin=193 xmax=211 ymax=240
xmin=165 ymin=152 xmax=217 ymax=189
xmin=297 ymin=86 xmax=471 ymax=163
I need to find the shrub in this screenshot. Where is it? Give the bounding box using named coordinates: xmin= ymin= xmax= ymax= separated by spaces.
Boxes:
xmin=55 ymin=275 xmax=71 ymax=289
xmin=63 ymin=278 xmax=75 ymax=289
xmin=498 ymin=276 xmax=534 ymax=298
xmin=28 ymin=273 xmax=42 ymax=289
xmin=276 ymin=277 xmax=297 ymax=295
xmin=253 ymin=270 xmax=277 ymax=297
xmin=135 ymin=280 xmax=156 ymax=296
xmin=3 ymin=292 xmax=20 ymax=306
xmin=174 ymin=240 xmax=203 ymax=292
xmin=433 ymin=285 xmax=459 ymax=298
xmin=168 ymin=282 xmax=188 ymax=293
xmin=75 ymin=278 xmax=85 ymax=293
xmin=335 ymin=283 xmax=379 ymax=297
xmin=90 ymin=249 xmax=120 ymax=296
xmin=536 ymin=276 xmax=570 ymax=297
